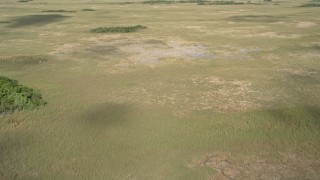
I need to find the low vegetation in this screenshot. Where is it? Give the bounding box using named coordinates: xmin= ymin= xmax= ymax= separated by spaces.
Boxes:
xmin=82 ymin=8 xmax=96 ymax=11
xmin=0 ymin=55 xmax=48 ymax=65
xmin=0 ymin=76 xmax=46 ymax=114
xmin=42 ymin=10 xmax=76 ymax=13
xmin=142 ymin=0 xmax=208 ymax=5
xmin=1 ymin=0 xmax=319 ymax=179
xmin=17 ymin=0 xmax=32 ymax=2
xmin=299 ymin=3 xmax=320 ymax=7
xmin=90 ymin=25 xmax=147 ymax=33
xmin=198 ymin=1 xmax=245 ymax=5
xmin=143 ymin=0 xmax=174 ymax=4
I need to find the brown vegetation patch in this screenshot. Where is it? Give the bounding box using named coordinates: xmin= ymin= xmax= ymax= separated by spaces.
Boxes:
xmin=48 ymin=36 xmax=213 ymax=68
xmin=110 ymin=75 xmax=268 ymax=115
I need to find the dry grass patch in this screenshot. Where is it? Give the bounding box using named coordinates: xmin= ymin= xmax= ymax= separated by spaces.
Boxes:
xmin=193 ymin=153 xmax=320 ymax=179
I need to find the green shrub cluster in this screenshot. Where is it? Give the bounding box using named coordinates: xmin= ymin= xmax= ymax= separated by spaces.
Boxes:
xmin=0 ymin=76 xmax=46 ymax=114
xmin=91 ymin=25 xmax=147 ymax=33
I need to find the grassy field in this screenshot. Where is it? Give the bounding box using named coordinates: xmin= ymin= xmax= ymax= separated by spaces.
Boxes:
xmin=0 ymin=0 xmax=320 ymax=179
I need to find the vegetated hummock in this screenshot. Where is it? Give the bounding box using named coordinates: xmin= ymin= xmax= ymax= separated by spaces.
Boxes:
xmin=0 ymin=76 xmax=46 ymax=114
xmin=90 ymin=25 xmax=147 ymax=33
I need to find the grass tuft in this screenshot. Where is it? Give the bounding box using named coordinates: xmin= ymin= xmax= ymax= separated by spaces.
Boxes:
xmin=0 ymin=76 xmax=46 ymax=114
xmin=90 ymin=25 xmax=147 ymax=33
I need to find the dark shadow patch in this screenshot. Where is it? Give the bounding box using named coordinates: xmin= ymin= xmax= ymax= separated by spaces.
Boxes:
xmin=8 ymin=14 xmax=69 ymax=28
xmin=229 ymin=15 xmax=285 ymax=23
xmin=81 ymin=102 xmax=131 ymax=128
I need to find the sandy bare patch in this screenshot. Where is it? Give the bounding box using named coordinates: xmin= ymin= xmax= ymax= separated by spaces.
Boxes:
xmin=193 ymin=153 xmax=320 ymax=180
xmin=119 ymin=40 xmax=212 ymax=64
xmin=48 ymin=43 xmax=81 ymax=56
xmin=49 ymin=36 xmax=213 ymax=66
xmin=296 ymin=21 xmax=316 ymax=28
xmin=212 ymin=45 xmax=262 ymax=60
xmin=39 ymin=32 xmax=67 ymax=36
xmin=246 ymin=32 xmax=302 ymax=39
xmin=288 ymin=52 xmax=320 ymax=59
xmin=277 ymin=68 xmax=319 ymax=77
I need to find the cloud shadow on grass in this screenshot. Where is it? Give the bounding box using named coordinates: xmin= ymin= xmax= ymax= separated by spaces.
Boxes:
xmin=80 ymin=102 xmax=132 ymax=128
xmin=8 ymin=14 xmax=69 ymax=28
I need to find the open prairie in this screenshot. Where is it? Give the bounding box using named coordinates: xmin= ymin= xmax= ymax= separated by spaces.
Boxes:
xmin=0 ymin=0 xmax=320 ymax=179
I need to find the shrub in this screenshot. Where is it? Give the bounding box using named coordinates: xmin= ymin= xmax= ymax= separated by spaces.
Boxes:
xmin=0 ymin=76 xmax=46 ymax=114
xmin=90 ymin=25 xmax=147 ymax=33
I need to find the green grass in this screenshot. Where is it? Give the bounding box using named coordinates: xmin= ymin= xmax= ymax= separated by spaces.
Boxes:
xmin=0 ymin=0 xmax=319 ymax=179
xmin=90 ymin=25 xmax=147 ymax=33
xmin=0 ymin=76 xmax=46 ymax=114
